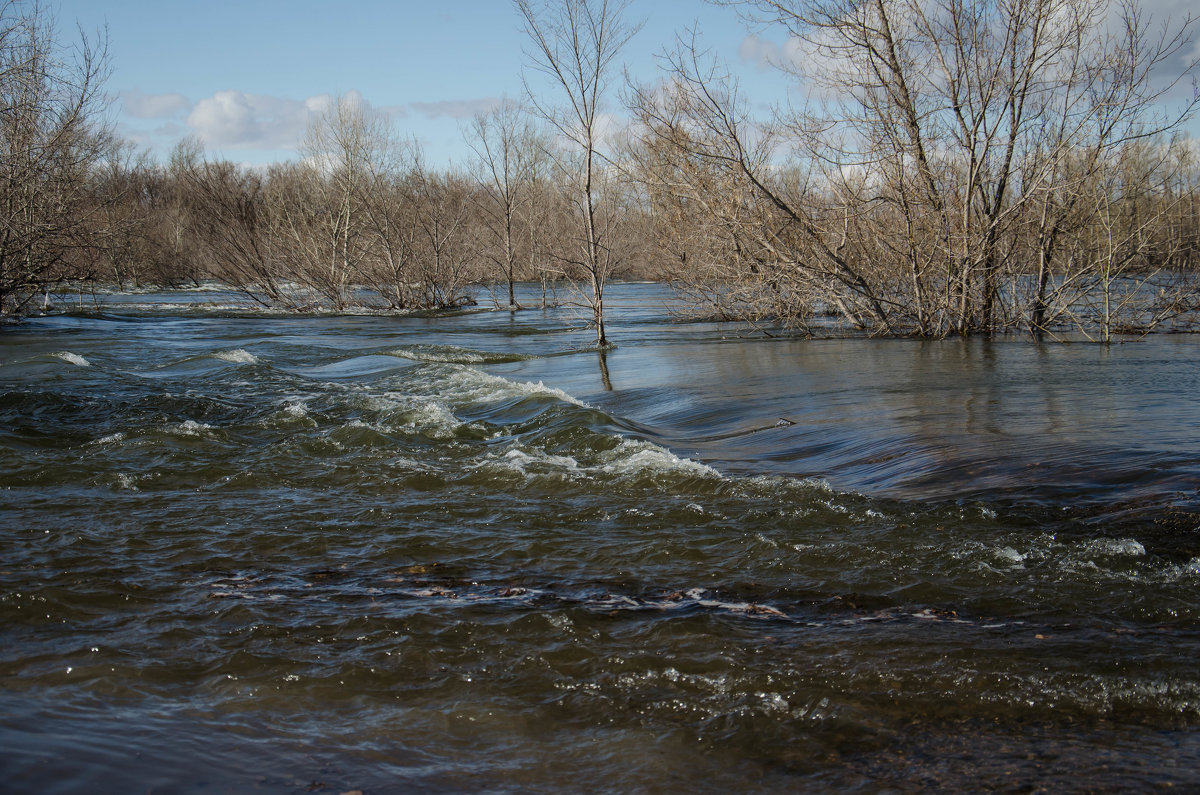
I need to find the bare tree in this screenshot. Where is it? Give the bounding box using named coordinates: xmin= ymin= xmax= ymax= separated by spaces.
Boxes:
xmin=91 ymin=142 xmax=159 ymax=291
xmin=282 ymin=94 xmax=392 ymax=309
xmin=515 ymin=0 xmax=642 ymax=346
xmin=465 ymin=100 xmax=549 ymax=310
xmin=404 ymin=148 xmax=478 ymax=309
xmin=634 ymin=0 xmax=1199 ymax=337
xmin=358 ymin=166 xmax=420 ymax=310
xmin=0 ymin=0 xmax=112 ymax=314
xmin=171 ymin=138 xmax=297 ymax=309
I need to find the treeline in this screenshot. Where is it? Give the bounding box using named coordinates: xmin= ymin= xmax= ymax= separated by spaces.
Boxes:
xmin=3 ymin=93 xmax=658 ymax=314
xmin=86 ymin=106 xmax=657 ymax=313
xmin=0 ymin=0 xmax=654 ymax=320
xmin=3 ymin=0 xmax=1200 ymax=342
xmin=626 ymin=0 xmax=1200 ymax=340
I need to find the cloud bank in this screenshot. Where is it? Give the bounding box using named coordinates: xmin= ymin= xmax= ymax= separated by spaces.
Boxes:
xmin=119 ymin=89 xmax=498 ymax=155
xmin=183 ymin=90 xmax=358 ymax=149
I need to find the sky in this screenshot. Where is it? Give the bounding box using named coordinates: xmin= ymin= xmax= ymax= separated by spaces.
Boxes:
xmin=50 ymin=0 xmax=1199 ymax=169
xmin=49 ymin=0 xmax=795 ymax=168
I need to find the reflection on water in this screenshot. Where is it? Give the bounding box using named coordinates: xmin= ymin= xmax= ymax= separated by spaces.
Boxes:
xmin=504 ymin=331 xmax=1200 ymax=507
xmin=2 ymin=283 xmax=1200 ymax=792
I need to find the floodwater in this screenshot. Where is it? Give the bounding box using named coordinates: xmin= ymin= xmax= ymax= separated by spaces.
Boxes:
xmin=2 ymin=283 xmax=1200 ymax=792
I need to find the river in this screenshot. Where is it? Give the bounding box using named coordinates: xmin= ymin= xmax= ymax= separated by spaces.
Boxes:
xmin=2 ymin=282 xmax=1199 ymax=792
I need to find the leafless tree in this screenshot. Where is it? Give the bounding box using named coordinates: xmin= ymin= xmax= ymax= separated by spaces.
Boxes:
xmin=404 ymin=148 xmax=478 ymax=309
xmin=633 ymin=0 xmax=1199 ymax=337
xmin=465 ymin=100 xmax=550 ymax=309
xmin=515 ymin=0 xmax=642 ymax=346
xmin=0 ymin=0 xmax=113 ymax=313
xmin=358 ymin=168 xmax=420 ymax=310
xmin=171 ymin=138 xmax=297 ymax=309
xmin=279 ymin=94 xmax=392 ymax=308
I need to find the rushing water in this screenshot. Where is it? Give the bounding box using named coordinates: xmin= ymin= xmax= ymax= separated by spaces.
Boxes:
xmin=3 ymin=283 xmax=1200 ymax=793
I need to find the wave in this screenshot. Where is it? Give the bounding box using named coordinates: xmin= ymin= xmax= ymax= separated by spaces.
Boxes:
xmin=50 ymin=351 xmax=90 ymax=367
xmin=419 ymin=364 xmax=589 ymax=409
xmin=211 ymin=349 xmax=258 ymax=365
xmin=384 ymin=344 xmax=532 ymax=365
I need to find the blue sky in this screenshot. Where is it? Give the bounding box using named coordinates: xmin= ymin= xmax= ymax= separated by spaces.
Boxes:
xmin=53 ymin=0 xmax=1198 ymax=168
xmin=52 ymin=0 xmax=793 ymax=167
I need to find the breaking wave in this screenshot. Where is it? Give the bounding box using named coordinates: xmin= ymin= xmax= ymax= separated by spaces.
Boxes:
xmin=212 ymin=348 xmax=259 ymax=364
xmin=50 ymin=351 xmax=90 ymax=367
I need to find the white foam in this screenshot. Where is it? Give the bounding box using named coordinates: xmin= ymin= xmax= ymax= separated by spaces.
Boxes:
xmin=259 ymin=400 xmax=316 ymax=430
xmin=476 ymin=447 xmax=583 ymax=481
xmin=398 ymin=401 xmax=462 ymax=438
xmin=93 ymin=432 xmax=125 ymax=445
xmin=994 ymin=546 xmax=1026 ymax=564
xmin=360 ymin=394 xmax=404 ymax=413
xmin=1083 ymin=538 xmax=1146 ymax=557
xmin=170 ymin=420 xmax=212 ymax=436
xmin=283 ymin=402 xmax=308 ymax=418
xmin=743 ymin=474 xmax=835 ymax=497
xmin=51 ymin=351 xmax=90 ymax=367
xmin=503 ymin=448 xmax=581 ymax=472
xmin=1183 ymin=558 xmax=1200 ymax=578
xmin=213 ymin=349 xmax=258 ymax=364
xmin=388 ymin=346 xmax=485 ymax=364
xmin=434 ymin=366 xmax=587 ymax=408
xmin=599 ymin=439 xmax=721 ymax=479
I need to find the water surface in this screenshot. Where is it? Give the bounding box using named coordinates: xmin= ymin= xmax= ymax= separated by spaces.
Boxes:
xmin=2 ymin=283 xmax=1199 ymax=792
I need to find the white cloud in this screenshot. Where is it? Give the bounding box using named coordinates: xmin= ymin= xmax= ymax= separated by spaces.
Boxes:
xmin=186 ymin=90 xmax=327 ymax=149
xmin=303 ymin=93 xmax=337 ymax=116
xmin=738 ymin=34 xmax=805 ymax=73
xmin=121 ymin=89 xmax=191 ymax=119
xmin=738 ymin=34 xmax=777 ymax=70
xmin=121 ymin=87 xmax=536 ymax=161
xmin=182 ymin=89 xmax=420 ymax=151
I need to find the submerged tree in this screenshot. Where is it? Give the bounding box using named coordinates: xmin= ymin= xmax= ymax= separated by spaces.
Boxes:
xmin=404 ymin=147 xmax=479 ymax=309
xmin=633 ymin=0 xmax=1200 ymax=337
xmin=515 ymin=0 xmax=642 ymax=346
xmin=171 ymin=138 xmax=297 ymax=309
xmin=0 ymin=0 xmax=113 ymax=313
xmin=466 ymin=100 xmax=550 ymax=310
xmin=272 ymin=93 xmax=393 ymax=309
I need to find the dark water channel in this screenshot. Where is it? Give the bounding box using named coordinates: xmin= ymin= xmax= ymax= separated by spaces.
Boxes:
xmin=3 ymin=283 xmax=1200 ymax=792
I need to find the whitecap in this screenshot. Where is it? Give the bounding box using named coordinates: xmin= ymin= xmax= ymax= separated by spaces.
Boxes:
xmin=213 ymin=349 xmax=258 ymax=364
xmin=742 ymin=474 xmax=835 ymax=497
xmin=478 ymin=448 xmax=582 ymax=479
xmin=387 ymin=346 xmax=486 ymax=364
xmin=433 ymin=366 xmax=588 ymax=408
xmin=170 ymin=420 xmax=212 ymax=436
xmin=1083 ymin=538 xmax=1147 ymax=557
xmin=51 ymin=351 xmax=90 ymax=367
xmin=599 ymin=439 xmax=721 ymax=480
xmin=994 ymin=546 xmax=1026 ymax=564
xmin=283 ymin=402 xmax=308 ymax=418
xmin=396 ymin=401 xmax=462 ymax=438
xmin=360 ymin=394 xmax=404 ymax=413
